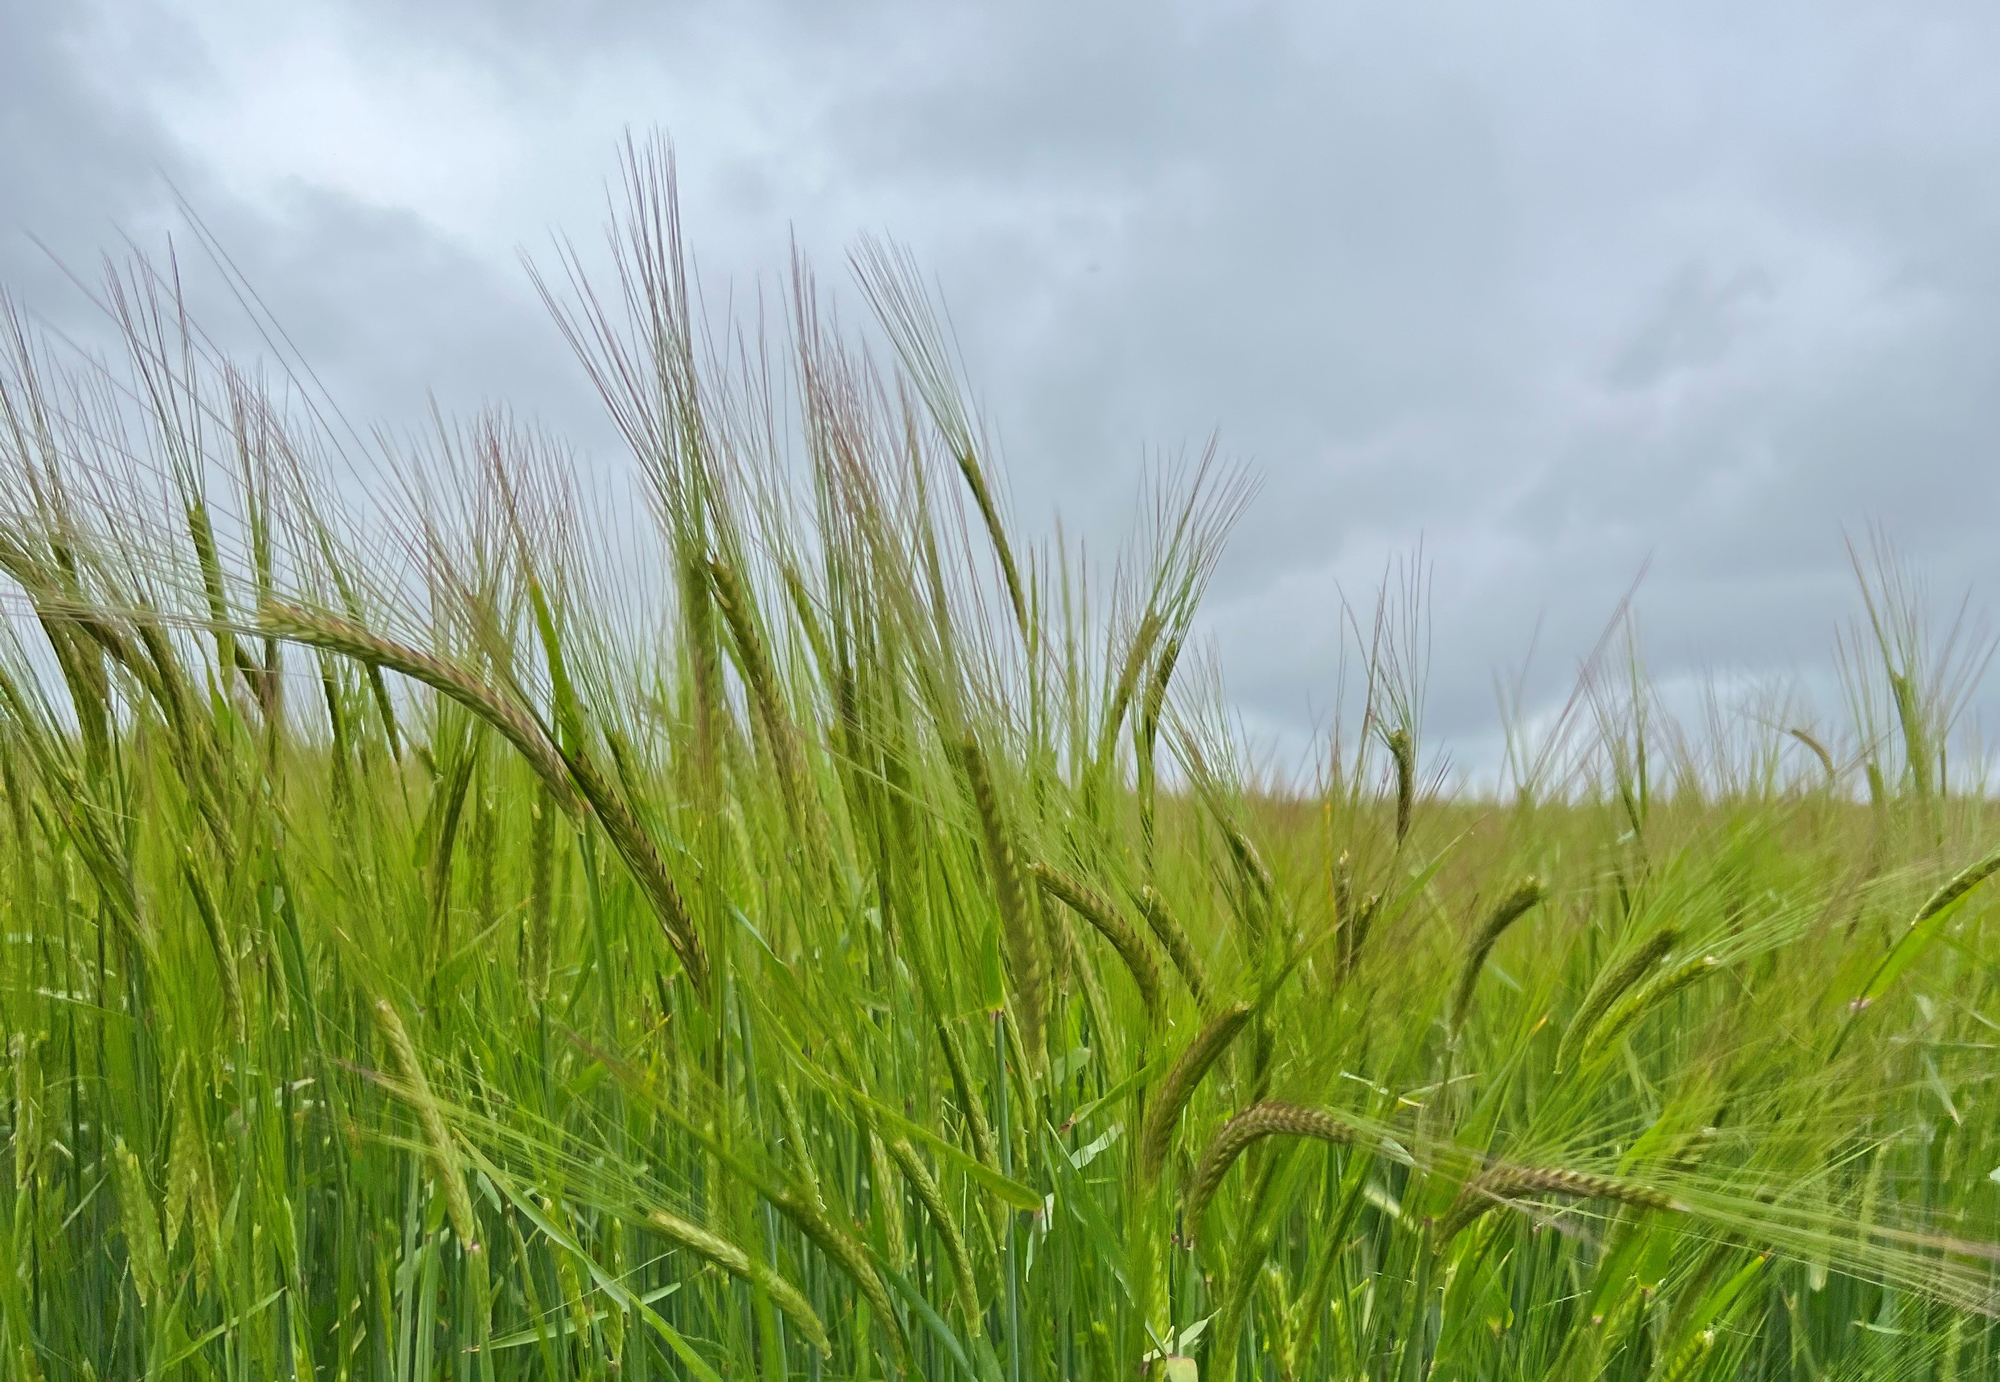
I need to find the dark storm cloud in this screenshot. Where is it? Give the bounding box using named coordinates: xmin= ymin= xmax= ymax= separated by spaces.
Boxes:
xmin=7 ymin=0 xmax=2000 ymax=777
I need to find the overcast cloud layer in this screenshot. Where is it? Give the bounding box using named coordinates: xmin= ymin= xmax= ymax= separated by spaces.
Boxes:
xmin=7 ymin=0 xmax=2000 ymax=780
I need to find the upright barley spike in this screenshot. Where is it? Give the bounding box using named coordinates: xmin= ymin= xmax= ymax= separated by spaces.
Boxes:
xmin=1336 ymin=884 xmax=1383 ymax=985
xmin=962 ymin=733 xmax=1045 ymax=1059
xmin=1137 ymin=884 xmax=1211 ymax=1009
xmin=112 ymin=1138 xmax=169 ymax=1308
xmin=1387 ymin=727 xmax=1416 ymax=846
xmin=1449 ymin=877 xmax=1546 ymax=1031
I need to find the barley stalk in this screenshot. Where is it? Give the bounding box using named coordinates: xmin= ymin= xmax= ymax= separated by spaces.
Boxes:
xmin=525 ymin=790 xmax=555 ymax=1005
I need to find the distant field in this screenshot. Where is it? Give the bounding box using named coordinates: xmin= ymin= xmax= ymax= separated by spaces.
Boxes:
xmin=3 ymin=144 xmax=1998 ymax=1381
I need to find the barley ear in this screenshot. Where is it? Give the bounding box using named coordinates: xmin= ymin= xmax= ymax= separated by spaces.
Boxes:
xmin=182 ymin=859 xmax=244 ymax=1045
xmin=707 ymin=555 xmax=809 ymax=816
xmin=1386 ymin=728 xmax=1416 ymax=845
xmin=552 ymin=743 xmax=711 ymax=993
xmin=1220 ymin=822 xmax=1275 ymax=950
xmin=1556 ymin=925 xmax=1676 ymax=1071
xmin=961 ymin=733 xmax=1044 ymax=1059
xmin=1448 ymin=877 xmax=1546 ymax=1031
xmin=1584 ymin=954 xmax=1721 ymax=1063
xmin=888 ymin=1136 xmax=982 ymax=1326
xmin=1188 ymin=1102 xmax=1360 ymax=1229
xmin=1440 ymin=1161 xmax=1682 ymax=1242
xmin=112 ymin=1137 xmax=169 ymax=1308
xmin=773 ymin=1188 xmax=911 ymax=1373
xmin=648 ymin=1209 xmax=831 ymax=1356
xmin=1140 ymin=1002 xmax=1254 ymax=1181
xmin=1788 ymin=727 xmax=1837 ymax=783
xmin=935 ymin=1016 xmax=1000 ymax=1170
xmin=371 ymin=998 xmax=480 ymax=1253
xmin=1136 ymin=885 xmax=1211 ymax=1009
xmin=259 ymin=601 xmax=582 ymax=819
xmin=1030 ymin=861 xmax=1165 ymax=1023
xmin=9 ymin=1034 xmax=35 ymax=1192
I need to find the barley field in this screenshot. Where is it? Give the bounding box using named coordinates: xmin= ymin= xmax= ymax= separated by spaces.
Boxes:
xmin=3 ymin=144 xmax=1999 ymax=1382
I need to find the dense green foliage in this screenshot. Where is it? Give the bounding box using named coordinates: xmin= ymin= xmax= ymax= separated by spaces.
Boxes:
xmin=4 ymin=144 xmax=2000 ymax=1381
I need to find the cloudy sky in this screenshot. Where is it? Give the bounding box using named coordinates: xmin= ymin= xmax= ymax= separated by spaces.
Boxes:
xmin=7 ymin=0 xmax=2000 ymax=780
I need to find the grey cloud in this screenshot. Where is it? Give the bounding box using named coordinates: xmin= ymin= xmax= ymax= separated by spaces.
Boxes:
xmin=0 ymin=1 xmax=189 ymax=308
xmin=7 ymin=0 xmax=2000 ymax=775
xmin=1605 ymin=263 xmax=1776 ymax=391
